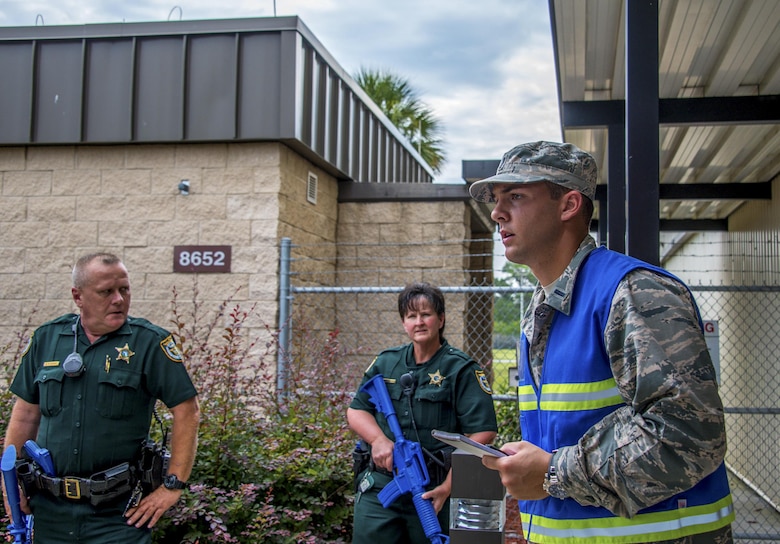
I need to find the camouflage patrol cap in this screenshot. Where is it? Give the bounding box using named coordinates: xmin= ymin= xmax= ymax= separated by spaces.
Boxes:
xmin=469 ymin=141 xmax=598 ymax=202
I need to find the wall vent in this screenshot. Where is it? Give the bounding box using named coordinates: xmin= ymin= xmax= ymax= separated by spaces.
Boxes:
xmin=307 ymin=172 xmax=318 ymax=204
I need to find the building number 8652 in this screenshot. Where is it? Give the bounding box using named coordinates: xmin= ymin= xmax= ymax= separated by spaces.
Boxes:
xmin=177 ymin=250 xmax=226 ymax=267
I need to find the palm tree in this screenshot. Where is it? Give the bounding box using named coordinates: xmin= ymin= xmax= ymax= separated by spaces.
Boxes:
xmin=354 ymin=67 xmax=446 ymax=174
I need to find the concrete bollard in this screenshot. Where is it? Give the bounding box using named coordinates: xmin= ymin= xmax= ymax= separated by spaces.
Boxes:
xmin=449 ymin=450 xmax=506 ymax=543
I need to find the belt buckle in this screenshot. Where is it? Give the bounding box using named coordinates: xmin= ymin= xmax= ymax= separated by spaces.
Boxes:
xmin=64 ymin=478 xmax=81 ymax=500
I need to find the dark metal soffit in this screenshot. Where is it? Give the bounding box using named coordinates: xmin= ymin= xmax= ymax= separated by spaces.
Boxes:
xmin=548 ymin=0 xmax=780 ymax=241
xmin=339 ymin=181 xmax=470 ymax=202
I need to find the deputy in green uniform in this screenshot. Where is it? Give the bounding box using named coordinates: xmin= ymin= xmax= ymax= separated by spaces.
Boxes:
xmin=347 ymin=282 xmax=498 ymax=543
xmin=3 ymin=252 xmax=200 ymax=543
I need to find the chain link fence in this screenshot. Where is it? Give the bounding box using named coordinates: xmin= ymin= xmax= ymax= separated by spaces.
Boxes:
xmin=283 ymin=238 xmax=780 ymax=542
xmin=691 ymin=287 xmax=780 ymax=543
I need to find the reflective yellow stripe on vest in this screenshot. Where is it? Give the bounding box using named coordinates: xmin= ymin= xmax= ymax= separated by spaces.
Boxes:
xmin=540 ymin=377 xmax=623 ymax=411
xmin=521 ymin=495 xmax=735 ymax=544
xmin=518 ymin=385 xmax=537 ymax=411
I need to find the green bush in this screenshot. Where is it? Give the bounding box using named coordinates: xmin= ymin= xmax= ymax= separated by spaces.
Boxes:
xmin=494 ymin=398 xmax=522 ymax=447
xmin=152 ymin=287 xmax=355 ymax=543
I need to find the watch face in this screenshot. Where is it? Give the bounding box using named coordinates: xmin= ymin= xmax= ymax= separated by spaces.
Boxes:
xmin=544 ymin=467 xmax=566 ymax=499
xmin=164 ymin=475 xmax=185 ymax=489
xmin=547 ymin=483 xmax=567 ymax=499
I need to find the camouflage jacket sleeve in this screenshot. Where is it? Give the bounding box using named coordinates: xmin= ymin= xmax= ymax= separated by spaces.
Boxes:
xmin=557 ymin=269 xmax=727 ymax=517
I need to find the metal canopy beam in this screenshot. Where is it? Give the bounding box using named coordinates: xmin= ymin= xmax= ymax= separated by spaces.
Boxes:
xmin=463 ymin=162 xmax=772 ymax=201
xmin=662 ymin=95 xmax=780 ymax=125
xmin=594 ymin=182 xmax=772 ymax=201
xmin=562 ymin=95 xmax=780 ymax=128
xmin=591 ymin=218 xmax=729 ymax=233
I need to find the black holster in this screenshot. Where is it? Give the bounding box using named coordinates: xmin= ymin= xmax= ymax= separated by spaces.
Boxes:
xmin=426 ymin=447 xmax=454 ymax=488
xmin=351 ymin=442 xmax=371 ymax=492
xmin=134 ymin=439 xmax=170 ymax=494
xmin=15 ymin=459 xmax=38 ymax=500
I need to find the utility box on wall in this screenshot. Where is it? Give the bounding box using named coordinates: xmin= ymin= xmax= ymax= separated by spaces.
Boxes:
xmin=449 ymin=450 xmax=506 ymax=543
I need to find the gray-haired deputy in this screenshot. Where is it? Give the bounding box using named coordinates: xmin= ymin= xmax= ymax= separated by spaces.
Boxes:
xmin=4 ymin=253 xmax=200 ymax=544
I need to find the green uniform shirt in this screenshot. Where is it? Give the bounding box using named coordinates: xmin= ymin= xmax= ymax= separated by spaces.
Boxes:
xmin=350 ymin=339 xmax=497 ymax=544
xmin=350 ymin=339 xmax=497 ymax=454
xmin=11 ymin=313 xmax=197 ymax=477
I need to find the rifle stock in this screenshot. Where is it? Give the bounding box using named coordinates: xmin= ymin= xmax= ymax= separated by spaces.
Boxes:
xmin=360 ymin=374 xmax=449 ymax=544
xmin=1 ymin=445 xmax=32 ymax=544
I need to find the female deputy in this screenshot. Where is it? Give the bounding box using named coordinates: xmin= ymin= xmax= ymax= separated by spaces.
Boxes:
xmin=347 ymin=282 xmax=498 ymax=543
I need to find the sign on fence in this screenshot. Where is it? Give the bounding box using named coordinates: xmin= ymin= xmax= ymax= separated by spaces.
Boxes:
xmin=703 ymin=320 xmax=720 ymax=383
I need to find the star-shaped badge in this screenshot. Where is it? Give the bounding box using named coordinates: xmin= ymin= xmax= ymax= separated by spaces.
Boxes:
xmin=428 ymin=369 xmax=446 ymax=387
xmin=115 ymin=343 xmax=135 ymax=364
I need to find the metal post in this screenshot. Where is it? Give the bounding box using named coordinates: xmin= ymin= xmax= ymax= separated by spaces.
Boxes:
xmin=277 ymin=237 xmax=292 ymax=396
xmin=607 ymin=123 xmax=626 ymax=253
xmin=625 ymin=0 xmax=660 ymax=264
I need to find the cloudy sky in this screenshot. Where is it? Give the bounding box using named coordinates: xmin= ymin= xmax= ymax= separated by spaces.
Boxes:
xmin=0 ymin=0 xmax=563 ymax=185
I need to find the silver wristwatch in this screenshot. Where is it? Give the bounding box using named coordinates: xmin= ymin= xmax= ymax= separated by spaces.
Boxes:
xmin=543 ymin=459 xmax=567 ymax=499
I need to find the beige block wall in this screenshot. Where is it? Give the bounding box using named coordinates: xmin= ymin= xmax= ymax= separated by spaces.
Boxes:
xmin=331 ymin=200 xmax=490 ymax=372
xmin=0 ymin=142 xmax=339 ymax=367
xmin=1 ymin=141 xmax=490 ymax=389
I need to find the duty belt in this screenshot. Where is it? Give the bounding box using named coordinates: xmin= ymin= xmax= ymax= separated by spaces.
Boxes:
xmin=368 ymin=461 xmax=394 ymax=478
xmin=368 ymin=449 xmax=452 ymax=487
xmin=33 ymin=462 xmax=134 ymax=506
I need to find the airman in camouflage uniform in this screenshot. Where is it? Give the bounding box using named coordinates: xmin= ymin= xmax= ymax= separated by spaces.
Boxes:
xmin=473 ymin=141 xmax=734 ymax=544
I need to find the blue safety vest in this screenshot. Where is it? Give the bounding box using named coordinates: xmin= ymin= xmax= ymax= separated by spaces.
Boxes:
xmin=517 ymin=247 xmax=734 ymax=543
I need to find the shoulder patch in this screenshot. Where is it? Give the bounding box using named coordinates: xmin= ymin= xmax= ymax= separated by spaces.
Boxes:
xmin=160 ymin=335 xmax=183 ymax=362
xmin=21 ymin=332 xmax=34 ymax=357
xmin=475 ymin=370 xmax=493 ymax=394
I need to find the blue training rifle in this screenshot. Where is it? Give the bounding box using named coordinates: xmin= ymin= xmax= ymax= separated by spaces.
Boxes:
xmin=360 ymin=374 xmax=449 ymax=544
xmin=1 ymin=445 xmax=32 ymax=544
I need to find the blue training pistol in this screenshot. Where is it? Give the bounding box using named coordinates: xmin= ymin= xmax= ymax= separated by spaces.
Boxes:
xmin=360 ymin=374 xmax=449 ymax=544
xmin=22 ymin=440 xmax=55 ymax=476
